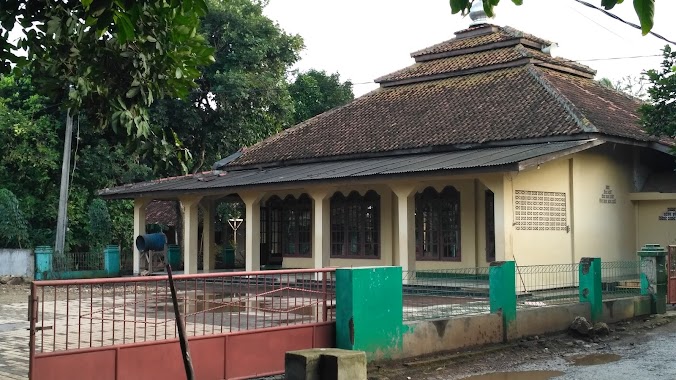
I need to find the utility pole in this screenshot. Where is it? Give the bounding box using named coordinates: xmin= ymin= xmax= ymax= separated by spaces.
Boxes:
xmin=55 ymin=111 xmax=73 ymax=254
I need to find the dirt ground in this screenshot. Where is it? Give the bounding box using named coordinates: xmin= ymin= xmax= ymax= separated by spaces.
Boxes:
xmin=368 ymin=308 xmax=676 ymax=380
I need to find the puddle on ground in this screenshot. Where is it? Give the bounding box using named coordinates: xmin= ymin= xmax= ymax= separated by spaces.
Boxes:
xmin=460 ymin=371 xmax=564 ymax=380
xmin=570 ymin=353 xmax=621 ymax=366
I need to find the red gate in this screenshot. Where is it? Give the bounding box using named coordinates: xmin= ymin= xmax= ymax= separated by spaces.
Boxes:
xmin=669 ymin=246 xmax=676 ymax=304
xmin=28 ymin=268 xmax=336 ymax=380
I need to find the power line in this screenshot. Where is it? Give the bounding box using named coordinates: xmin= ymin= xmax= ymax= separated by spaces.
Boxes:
xmin=573 ymin=54 xmax=662 ymax=62
xmin=572 ymin=0 xmax=676 ymax=45
xmin=568 ymin=3 xmax=624 ymax=39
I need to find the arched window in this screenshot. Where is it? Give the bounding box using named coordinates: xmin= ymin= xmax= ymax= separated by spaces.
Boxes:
xmin=415 ymin=187 xmax=461 ymax=261
xmin=330 ymin=190 xmax=380 ymax=258
xmin=261 ymin=194 xmax=311 ymax=257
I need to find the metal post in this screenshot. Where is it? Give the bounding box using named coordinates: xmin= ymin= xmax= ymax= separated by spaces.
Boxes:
xmin=55 ymin=111 xmax=74 ymax=254
xmin=28 ymin=283 xmax=37 ymax=380
xmin=167 ymin=264 xmax=195 ymax=380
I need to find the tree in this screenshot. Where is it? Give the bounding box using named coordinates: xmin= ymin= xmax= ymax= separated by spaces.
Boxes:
xmin=598 ymin=75 xmax=648 ymax=99
xmin=288 ymin=70 xmax=354 ymax=125
xmin=147 ymin=0 xmax=304 ymax=174
xmin=0 ymin=189 xmax=29 ymax=248
xmin=88 ymin=198 xmax=112 ymax=254
xmin=450 ymin=0 xmax=656 ymax=35
xmin=640 ymin=45 xmax=676 ymax=138
xmin=1 ymin=0 xmax=214 ymax=135
xmin=0 ymin=74 xmax=152 ymax=251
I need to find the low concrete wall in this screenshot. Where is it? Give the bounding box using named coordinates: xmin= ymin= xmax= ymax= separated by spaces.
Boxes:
xmin=401 ymin=313 xmax=503 ymax=358
xmin=0 ymin=249 xmax=33 ymax=278
xmin=602 ymin=296 xmax=652 ymax=323
xmin=515 ymin=303 xmax=590 ymax=339
xmin=398 ymin=296 xmax=653 ymax=360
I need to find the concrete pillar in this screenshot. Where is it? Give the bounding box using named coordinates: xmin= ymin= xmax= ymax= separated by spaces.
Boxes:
xmin=379 ymin=189 xmax=393 ymax=266
xmin=489 ymin=261 xmax=517 ymax=342
xmin=201 ymin=199 xmax=216 ymax=272
xmin=241 ymin=192 xmax=265 ymax=272
xmin=133 ymin=198 xmax=149 ymax=275
xmin=180 ymin=196 xmax=202 ymax=274
xmin=391 ymin=185 xmax=416 ymax=280
xmin=638 ymin=244 xmax=667 ymax=314
xmin=336 ymin=266 xmax=403 ymax=359
xmin=579 ymin=257 xmax=602 ymax=323
xmin=310 ymin=189 xmax=332 ymax=270
xmin=482 ymin=175 xmax=513 ymax=262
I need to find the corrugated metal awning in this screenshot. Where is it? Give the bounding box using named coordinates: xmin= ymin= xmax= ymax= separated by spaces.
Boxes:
xmin=100 ymin=139 xmax=601 ymax=199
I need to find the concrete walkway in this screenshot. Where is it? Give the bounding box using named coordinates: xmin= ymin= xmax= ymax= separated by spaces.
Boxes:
xmin=0 ymin=302 xmax=30 ymax=380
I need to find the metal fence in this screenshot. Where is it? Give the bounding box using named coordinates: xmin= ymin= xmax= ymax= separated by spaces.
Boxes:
xmin=601 ymin=260 xmax=641 ymax=299
xmin=402 ymin=268 xmax=491 ymax=322
xmin=29 ymin=268 xmax=335 ymax=353
xmin=516 ymin=263 xmax=580 ymax=308
xmin=52 ymin=251 xmax=104 ymax=272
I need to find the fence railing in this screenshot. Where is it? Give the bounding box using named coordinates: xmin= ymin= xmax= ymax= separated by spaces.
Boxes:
xmin=52 ymin=252 xmax=104 ymax=272
xmin=29 ymin=268 xmax=336 ymax=354
xmin=402 ymin=268 xmax=490 ymax=321
xmin=515 ymin=263 xmax=580 ymax=308
xmin=601 ymin=260 xmax=641 ymax=299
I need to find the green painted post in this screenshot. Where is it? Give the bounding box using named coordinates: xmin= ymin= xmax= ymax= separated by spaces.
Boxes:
xmin=579 ymin=257 xmax=602 ymax=323
xmin=489 ymin=261 xmax=516 ymax=342
xmin=638 ymin=244 xmax=667 ymax=314
xmin=336 ymin=266 xmax=403 ymax=358
xmin=104 ymin=245 xmax=120 ymax=277
xmin=34 ymin=246 xmax=53 ymax=280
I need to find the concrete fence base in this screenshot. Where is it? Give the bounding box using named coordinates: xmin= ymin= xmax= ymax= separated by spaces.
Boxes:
xmin=398 ymin=296 xmax=652 ymax=359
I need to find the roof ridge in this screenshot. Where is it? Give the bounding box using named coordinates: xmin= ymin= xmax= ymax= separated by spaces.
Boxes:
xmin=526 ymin=65 xmax=597 ymax=133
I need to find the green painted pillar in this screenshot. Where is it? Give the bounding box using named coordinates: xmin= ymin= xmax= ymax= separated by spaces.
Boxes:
xmin=579 ymin=257 xmax=602 ymax=323
xmin=489 ymin=261 xmax=516 ymax=342
xmin=34 ymin=246 xmax=53 ymax=280
xmin=638 ymin=244 xmax=667 ymax=314
xmin=336 ymin=266 xmax=403 ymax=358
xmin=104 ymin=245 xmax=120 ymax=276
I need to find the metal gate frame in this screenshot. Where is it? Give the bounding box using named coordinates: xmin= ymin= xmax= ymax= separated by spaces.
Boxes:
xmin=28 ymin=268 xmax=336 ymax=380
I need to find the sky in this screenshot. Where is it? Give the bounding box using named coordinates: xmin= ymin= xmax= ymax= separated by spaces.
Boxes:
xmin=263 ymin=0 xmax=676 ymax=97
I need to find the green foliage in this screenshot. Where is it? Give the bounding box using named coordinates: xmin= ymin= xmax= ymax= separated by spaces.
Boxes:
xmin=289 ymin=70 xmax=354 ymax=125
xmin=88 ymin=198 xmax=112 ymax=253
xmin=147 ymin=0 xmax=304 ymax=174
xmin=449 ymin=0 xmax=655 ymax=35
xmin=1 ymin=0 xmax=214 ymax=137
xmin=0 ymin=189 xmax=29 ymax=248
xmin=0 ymin=74 xmax=153 ymax=251
xmin=640 ymin=45 xmax=676 ymax=137
xmin=597 ymin=75 xmax=647 ymax=99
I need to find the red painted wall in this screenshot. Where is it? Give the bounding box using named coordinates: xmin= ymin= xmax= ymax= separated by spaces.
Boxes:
xmin=32 ymin=322 xmax=335 ymax=380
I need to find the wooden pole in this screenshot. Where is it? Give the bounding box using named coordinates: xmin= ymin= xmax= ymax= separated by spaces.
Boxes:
xmin=55 ymin=111 xmax=73 ymax=255
xmin=167 ymin=264 xmax=195 ymax=380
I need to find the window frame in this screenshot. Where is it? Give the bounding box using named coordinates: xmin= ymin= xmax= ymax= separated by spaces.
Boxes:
xmin=262 ymin=194 xmax=312 ymax=258
xmin=415 ymin=186 xmax=462 ymax=262
xmin=330 ymin=190 xmax=380 ymax=259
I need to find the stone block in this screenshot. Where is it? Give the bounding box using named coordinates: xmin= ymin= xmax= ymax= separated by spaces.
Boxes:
xmin=320 ymin=349 xmax=367 ymax=380
xmin=285 ymin=349 xmax=323 ymax=380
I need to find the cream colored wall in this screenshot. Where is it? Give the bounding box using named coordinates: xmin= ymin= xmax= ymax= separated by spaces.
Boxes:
xmin=509 ymin=158 xmax=572 ymax=266
xmin=636 ymin=200 xmax=676 ymax=249
xmin=571 ymin=147 xmax=636 ymax=262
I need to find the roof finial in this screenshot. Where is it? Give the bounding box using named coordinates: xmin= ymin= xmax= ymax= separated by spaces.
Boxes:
xmin=469 ymin=1 xmax=490 ymax=26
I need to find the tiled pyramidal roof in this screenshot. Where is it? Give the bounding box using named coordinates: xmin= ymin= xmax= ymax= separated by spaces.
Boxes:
xmin=225 ymin=24 xmax=652 ymax=169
